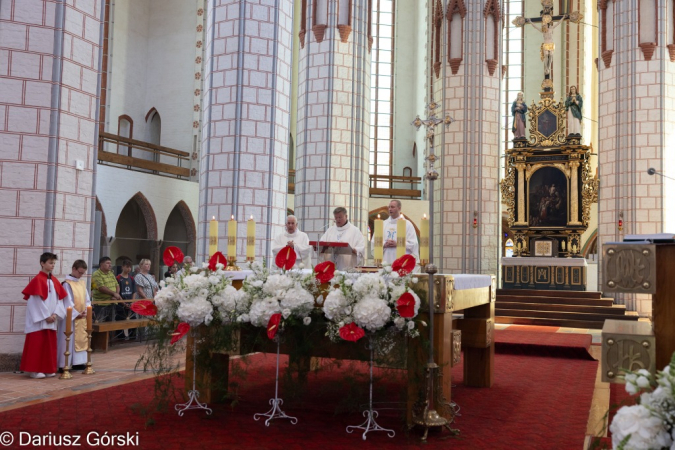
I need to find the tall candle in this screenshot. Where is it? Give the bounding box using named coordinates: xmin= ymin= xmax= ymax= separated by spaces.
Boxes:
xmin=65 ymin=306 xmax=72 ymax=335
xmin=420 ymin=214 xmax=429 ymax=262
xmin=209 ymin=216 xmax=218 ymax=257
xmin=396 ymin=214 xmax=406 ymax=258
xmin=227 ymin=215 xmax=237 ymax=259
xmin=86 ymin=305 xmax=92 ymax=330
xmin=246 ymin=215 xmax=256 ymax=260
xmin=373 ymin=214 xmax=383 ymax=261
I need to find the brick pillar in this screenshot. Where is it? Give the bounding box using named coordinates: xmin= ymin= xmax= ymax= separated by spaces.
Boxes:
xmin=294 ymin=0 xmax=371 ymax=238
xmin=0 ymin=0 xmax=103 ymax=356
xmin=437 ymin=0 xmax=501 ymax=275
xmin=198 ymin=0 xmax=292 ymax=263
xmin=597 ymin=0 xmax=675 ymax=314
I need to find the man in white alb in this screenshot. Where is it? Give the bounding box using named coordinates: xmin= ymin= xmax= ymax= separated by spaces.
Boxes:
xmin=57 ymin=259 xmax=91 ymax=371
xmin=372 ymin=200 xmax=419 ymax=265
xmin=319 ymin=207 xmax=366 ymax=270
xmin=272 ymin=215 xmax=313 ymax=268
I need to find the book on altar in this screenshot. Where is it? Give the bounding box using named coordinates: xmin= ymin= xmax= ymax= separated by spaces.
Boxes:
xmin=309 ymin=241 xmax=354 ymax=255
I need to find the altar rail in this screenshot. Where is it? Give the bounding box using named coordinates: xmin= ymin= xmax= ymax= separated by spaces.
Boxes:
xmin=98 ymin=131 xmax=191 ymax=179
xmin=286 ymin=171 xmax=422 ymax=199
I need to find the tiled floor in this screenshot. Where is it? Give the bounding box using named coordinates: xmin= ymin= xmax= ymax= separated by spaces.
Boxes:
xmin=0 ymin=341 xmax=184 ymax=413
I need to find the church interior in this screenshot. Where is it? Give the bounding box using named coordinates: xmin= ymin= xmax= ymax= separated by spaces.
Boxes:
xmin=1 ymin=0 xmax=675 ymax=448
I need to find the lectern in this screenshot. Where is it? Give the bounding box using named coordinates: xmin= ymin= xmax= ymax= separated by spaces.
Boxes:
xmin=602 ymin=241 xmax=675 ymax=374
xmin=309 ymin=241 xmax=352 ymax=265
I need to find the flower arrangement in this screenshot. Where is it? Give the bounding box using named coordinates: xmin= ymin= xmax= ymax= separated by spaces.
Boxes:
xmin=321 ymin=254 xmax=421 ymax=342
xmin=133 ymin=250 xmax=246 ymax=343
xmin=238 ymin=248 xmax=320 ymax=335
xmin=609 ymin=353 xmax=675 ymax=450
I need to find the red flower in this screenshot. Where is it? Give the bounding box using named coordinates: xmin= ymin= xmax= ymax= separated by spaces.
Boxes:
xmin=314 ymin=261 xmax=336 ymax=283
xmin=392 ymin=254 xmax=416 ymax=276
xmin=275 ymin=246 xmax=297 ymax=270
xmin=396 ymin=292 xmax=416 ymax=318
xmin=163 ymin=246 xmax=185 ymax=266
xmin=339 ymin=323 xmax=365 ymax=342
xmin=131 ymin=300 xmax=157 ymax=317
xmin=267 ymin=313 xmax=282 ymax=340
xmin=209 ymin=251 xmax=227 ymax=271
xmin=170 ymin=322 xmax=190 ymax=345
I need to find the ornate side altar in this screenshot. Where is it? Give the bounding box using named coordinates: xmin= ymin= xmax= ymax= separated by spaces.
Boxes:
xmin=500 ymin=9 xmax=598 ymax=290
xmin=501 ymin=256 xmax=587 ymax=290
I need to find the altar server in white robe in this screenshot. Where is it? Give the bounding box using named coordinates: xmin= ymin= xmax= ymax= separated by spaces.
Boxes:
xmin=57 ymin=259 xmax=92 ymax=370
xmin=272 ymin=215 xmax=313 ymax=268
xmin=372 ymin=200 xmax=420 ymax=266
xmin=319 ymin=207 xmax=366 ymax=270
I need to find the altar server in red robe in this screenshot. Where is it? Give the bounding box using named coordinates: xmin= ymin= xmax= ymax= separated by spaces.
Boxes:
xmin=19 ymin=252 xmax=67 ymax=379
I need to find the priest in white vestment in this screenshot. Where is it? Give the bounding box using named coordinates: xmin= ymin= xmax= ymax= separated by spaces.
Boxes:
xmin=371 ymin=200 xmax=419 ymax=265
xmin=272 ymin=215 xmax=313 ymax=268
xmin=58 ymin=260 xmax=92 ymax=370
xmin=319 ymin=207 xmax=366 ymax=270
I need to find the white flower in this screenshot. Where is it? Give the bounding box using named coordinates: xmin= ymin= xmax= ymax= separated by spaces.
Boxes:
xmin=323 ymin=290 xmax=348 ymax=320
xmin=303 ymin=316 xmax=311 ymax=326
xmin=190 ymin=266 xmax=199 ymax=273
xmin=248 ymin=297 xmax=281 ymax=326
xmin=216 ymin=262 xmax=225 ymax=270
xmin=298 ymin=263 xmax=305 ymax=269
xmin=159 ymin=280 xmax=166 ymax=288
xmin=412 ymin=277 xmax=419 ymax=283
xmin=407 ymin=320 xmax=415 ymax=330
xmin=352 ymin=295 xmax=391 ymax=332
xmin=176 ymin=296 xmax=214 ymax=326
xmin=636 ymin=375 xmax=651 ymax=388
xmin=208 ymin=275 xmax=220 ymax=285
xmin=252 ymin=280 xmax=263 ymax=288
xmin=625 ymin=382 xmax=639 ymax=395
xmin=394 ymin=317 xmax=405 ymax=329
xmin=282 ymin=308 xmax=291 ymax=319
xmin=610 ymin=404 xmax=673 ymax=450
xmin=352 ymin=273 xmax=386 ymax=298
xmin=279 ymin=287 xmax=315 ymax=315
xmin=202 ymin=262 xmax=209 ymax=269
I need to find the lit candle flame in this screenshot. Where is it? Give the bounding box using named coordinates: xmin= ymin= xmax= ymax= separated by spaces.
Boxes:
xmin=231 ymin=215 xmax=234 ymax=220
xmin=377 ymin=214 xmax=381 ymax=219
xmin=212 ymin=216 xmax=215 ymax=220
xmin=423 ymin=213 xmax=427 ymax=219
xmin=249 ymin=215 xmax=253 ymax=220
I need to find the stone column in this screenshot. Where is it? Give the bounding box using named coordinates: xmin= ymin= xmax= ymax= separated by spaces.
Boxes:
xmin=597 ymin=0 xmax=675 ymax=314
xmin=199 ymin=0 xmax=293 ymax=263
xmin=0 ymin=0 xmax=103 ymax=357
xmin=437 ymin=0 xmax=502 ymax=275
xmin=294 ymin=0 xmax=371 ymax=238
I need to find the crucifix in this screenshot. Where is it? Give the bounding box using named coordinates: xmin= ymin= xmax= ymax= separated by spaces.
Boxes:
xmin=513 ymin=0 xmax=583 ymax=92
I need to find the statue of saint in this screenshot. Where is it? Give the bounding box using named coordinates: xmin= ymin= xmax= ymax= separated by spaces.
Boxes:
xmin=565 ymin=86 xmax=583 ymax=136
xmin=524 ymin=17 xmax=564 ymax=77
xmin=511 ymin=92 xmax=528 ymax=139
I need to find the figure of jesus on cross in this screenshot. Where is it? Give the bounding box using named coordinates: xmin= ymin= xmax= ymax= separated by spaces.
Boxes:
xmin=513 ymin=0 xmax=583 ymax=88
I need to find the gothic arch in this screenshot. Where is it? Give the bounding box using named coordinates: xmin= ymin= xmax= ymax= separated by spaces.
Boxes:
xmin=164 ymin=200 xmax=197 ymax=259
xmin=123 ymin=191 xmax=158 ymax=241
xmin=581 ymin=229 xmax=598 ymax=258
xmin=95 ymin=197 xmax=107 ymax=238
xmin=447 ymin=0 xmax=467 ymax=75
xmin=144 ymin=107 xmax=159 ymax=122
xmin=483 ymin=0 xmax=500 ymax=76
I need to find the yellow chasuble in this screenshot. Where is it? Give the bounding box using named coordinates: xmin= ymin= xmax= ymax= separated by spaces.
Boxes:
xmin=65 ymin=279 xmax=89 ymax=352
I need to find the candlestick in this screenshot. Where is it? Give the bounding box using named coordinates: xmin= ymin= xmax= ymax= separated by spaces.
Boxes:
xmin=396 ymin=214 xmax=406 ymax=258
xmin=83 ymin=326 xmax=95 ymax=375
xmin=228 ymin=215 xmax=237 ymax=260
xmin=373 ymin=214 xmax=383 ymax=265
xmin=246 ymin=215 xmax=255 ymax=262
xmin=86 ymin=305 xmax=92 ymax=330
xmin=209 ymin=216 xmax=218 ymax=257
xmin=419 ymin=214 xmax=429 ymax=265
xmin=59 ymin=329 xmax=73 ymax=380
xmin=65 ymin=306 xmax=72 ymax=335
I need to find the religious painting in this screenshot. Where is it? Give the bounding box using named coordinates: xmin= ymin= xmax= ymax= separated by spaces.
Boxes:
xmin=528 ymin=166 xmax=567 ymax=227
xmin=537 ymin=109 xmax=558 ymax=137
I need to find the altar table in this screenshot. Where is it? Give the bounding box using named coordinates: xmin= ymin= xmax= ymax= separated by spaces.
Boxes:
xmin=186 ymin=271 xmax=496 ymax=425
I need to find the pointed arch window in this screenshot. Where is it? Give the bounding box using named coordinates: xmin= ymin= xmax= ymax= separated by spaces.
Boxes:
xmin=370 ymin=0 xmax=395 ymax=179
xmin=433 ymin=0 xmax=443 ymax=78
xmin=447 ymin=0 xmax=466 ymax=75
xmin=117 ymin=114 xmax=133 ymax=156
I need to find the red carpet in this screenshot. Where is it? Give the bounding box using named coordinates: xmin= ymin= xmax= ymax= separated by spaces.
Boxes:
xmin=495 ymin=329 xmax=595 ymax=360
xmin=0 ymin=335 xmax=598 ymax=450
xmin=504 ymin=325 xmax=560 ymax=333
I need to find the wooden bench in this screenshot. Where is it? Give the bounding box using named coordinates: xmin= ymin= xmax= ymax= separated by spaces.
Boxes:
xmin=92 ymin=319 xmax=150 ymax=352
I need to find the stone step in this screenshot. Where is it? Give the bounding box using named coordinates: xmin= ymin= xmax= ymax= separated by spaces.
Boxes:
xmin=496 ymin=301 xmax=628 ymax=315
xmin=496 ymin=308 xmax=640 ymax=322
xmin=497 ymin=288 xmax=604 ymax=299
xmin=495 ymin=316 xmax=607 ymax=329
xmin=496 ymin=294 xmax=615 ymax=307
